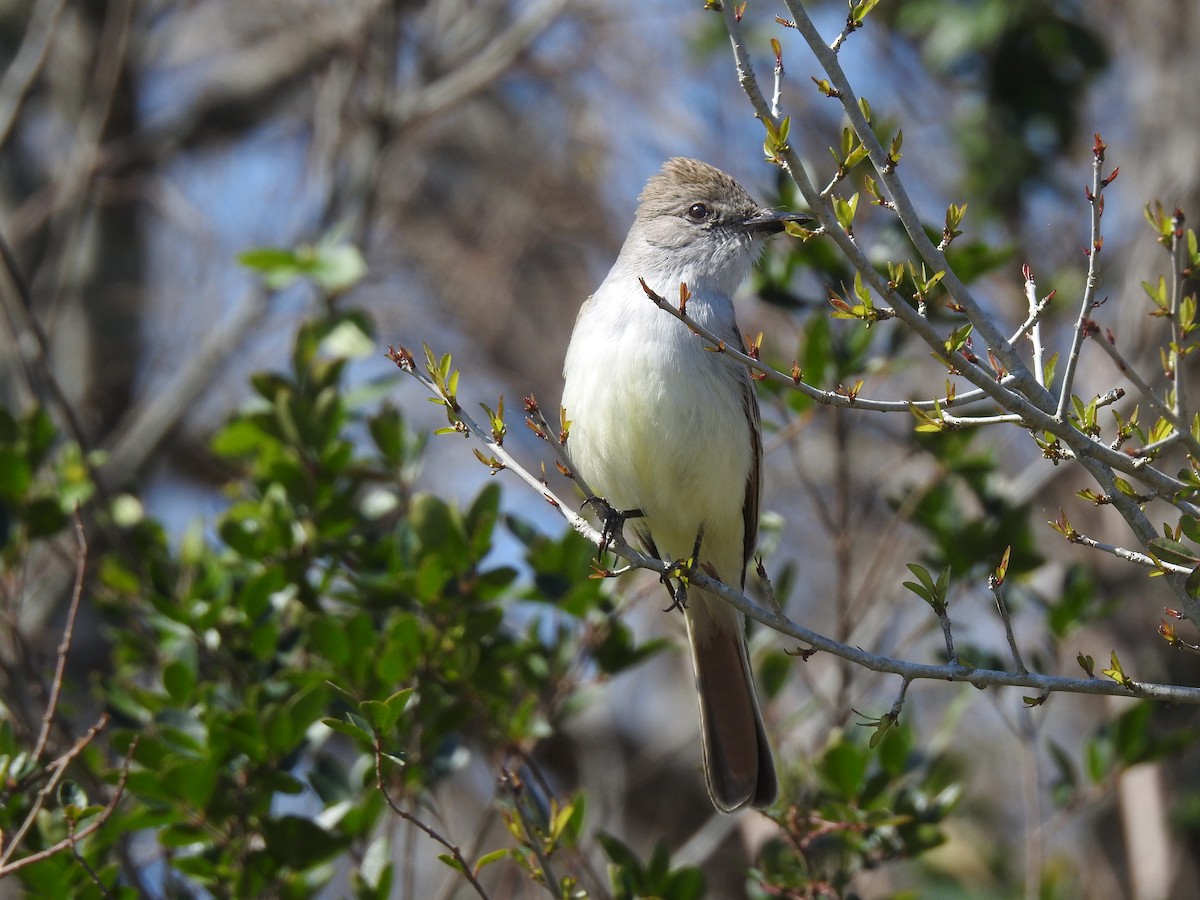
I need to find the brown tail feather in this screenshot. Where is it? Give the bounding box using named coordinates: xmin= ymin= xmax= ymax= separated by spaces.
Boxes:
xmin=688 ymin=589 xmax=776 ymax=813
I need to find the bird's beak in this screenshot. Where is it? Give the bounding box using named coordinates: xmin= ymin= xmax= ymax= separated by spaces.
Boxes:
xmin=739 ymin=210 xmax=814 ymax=234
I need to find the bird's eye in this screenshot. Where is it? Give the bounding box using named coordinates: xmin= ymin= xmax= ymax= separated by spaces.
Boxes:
xmin=687 ymin=202 xmax=709 ymax=221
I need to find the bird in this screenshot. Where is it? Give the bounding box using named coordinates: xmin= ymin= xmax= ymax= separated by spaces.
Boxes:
xmin=561 ymin=157 xmax=808 ymax=812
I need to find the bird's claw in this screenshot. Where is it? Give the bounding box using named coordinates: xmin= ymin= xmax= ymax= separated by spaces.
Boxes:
xmin=660 ymin=528 xmax=705 ymax=614
xmin=586 ymin=498 xmax=643 ymax=559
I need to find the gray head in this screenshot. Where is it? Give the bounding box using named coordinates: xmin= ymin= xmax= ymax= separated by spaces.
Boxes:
xmin=623 ymin=158 xmax=809 ymax=294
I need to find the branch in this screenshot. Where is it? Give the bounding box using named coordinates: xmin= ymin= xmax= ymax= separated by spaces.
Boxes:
xmin=394 ymin=354 xmax=1200 ymax=706
xmin=1055 ymin=136 xmax=1108 ymax=420
xmin=721 ymin=2 xmax=1200 ymax=620
xmin=991 ymin=566 xmax=1029 ymax=676
xmin=1090 ymin=330 xmax=1200 ymax=459
xmin=1022 ymin=265 xmax=1048 ymax=388
xmin=32 ymin=510 xmax=87 ymax=762
xmin=0 ymin=0 xmax=67 ymax=149
xmin=374 ymin=735 xmax=491 ymax=900
xmin=0 ymin=716 xmax=125 ymax=873
xmin=1170 ymin=211 xmax=1189 ymax=422
xmin=1067 ymin=528 xmax=1192 ymax=576
xmin=774 ymin=0 xmax=1046 ymax=398
xmin=383 ymin=0 xmax=570 ymax=127
xmin=640 ymin=279 xmax=1007 ymax=413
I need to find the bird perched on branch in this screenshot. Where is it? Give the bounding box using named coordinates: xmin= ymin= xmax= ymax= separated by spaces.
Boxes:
xmin=562 ymin=158 xmax=809 ymax=812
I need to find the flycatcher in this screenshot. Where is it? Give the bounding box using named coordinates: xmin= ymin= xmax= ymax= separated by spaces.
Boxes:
xmin=561 ymin=157 xmax=808 ymax=812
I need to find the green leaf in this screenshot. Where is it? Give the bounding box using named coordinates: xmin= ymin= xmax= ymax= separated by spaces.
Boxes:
xmin=310 ymin=614 xmax=352 ymax=668
xmin=162 ymin=660 xmax=196 ymax=703
xmin=1147 ymin=537 xmax=1200 ymax=567
xmin=263 ymin=814 xmax=351 ymax=869
xmin=0 ymin=448 xmax=30 ymax=499
xmin=321 ymin=717 xmax=373 ymax=744
xmin=465 ymin=482 xmax=502 ymax=561
xmin=664 ymin=867 xmax=706 ymax=900
xmin=817 ymin=736 xmax=867 ymax=798
xmin=758 ymin=650 xmax=791 ymax=700
xmin=25 ymin=497 xmax=68 ymax=538
xmin=597 ymin=832 xmax=642 ymax=878
xmin=376 ymin=617 xmax=421 ymax=684
xmin=436 ymin=853 xmax=469 ymax=876
xmin=475 ymin=848 xmax=512 ymax=871
xmin=410 ymin=493 xmax=469 ymax=567
xmin=1186 ymin=565 xmax=1200 ymax=600
xmin=360 ymin=690 xmax=411 ymax=735
xmin=57 ymin=780 xmax=89 ymax=818
xmin=310 ymin=243 xmax=367 ymax=295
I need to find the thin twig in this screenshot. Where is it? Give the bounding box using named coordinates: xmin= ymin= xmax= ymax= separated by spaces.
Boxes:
xmin=1023 ymin=266 xmax=1046 ymax=388
xmin=0 ymin=228 xmax=96 ymax=473
xmin=32 ymin=510 xmax=87 ymax=762
xmin=1055 ymin=138 xmax=1107 ymax=421
xmin=0 ymin=714 xmax=114 ymax=870
xmin=990 ymin=576 xmax=1028 ymax=676
xmin=1090 ymin=328 xmax=1200 ymax=460
xmin=1066 ymin=529 xmax=1191 ymax=575
xmin=935 ymin=604 xmax=957 ymax=666
xmin=1170 ymin=211 xmax=1189 ymax=422
xmin=374 ymin=736 xmax=490 ymax=899
xmin=770 ymin=41 xmax=784 ymax=119
xmin=940 ymin=411 xmax=1028 ymax=429
xmin=0 ymin=0 xmax=67 ymax=149
xmin=886 ymin=676 xmax=913 ymax=722
xmin=773 ymin=0 xmax=1045 ymax=397
xmin=641 ymin=279 xmax=987 ymax=413
xmin=0 ymin=735 xmax=135 ymax=880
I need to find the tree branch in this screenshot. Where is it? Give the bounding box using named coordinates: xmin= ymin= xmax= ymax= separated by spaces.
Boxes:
xmin=393 ymin=353 xmax=1200 ymax=706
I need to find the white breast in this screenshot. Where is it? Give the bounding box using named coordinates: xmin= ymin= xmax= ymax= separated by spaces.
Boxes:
xmin=561 ymin=273 xmax=752 ymax=568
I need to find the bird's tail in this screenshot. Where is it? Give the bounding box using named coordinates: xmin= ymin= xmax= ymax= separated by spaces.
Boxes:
xmin=686 ymin=587 xmax=776 ymax=813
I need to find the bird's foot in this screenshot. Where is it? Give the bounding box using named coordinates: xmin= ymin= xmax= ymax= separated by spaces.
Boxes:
xmin=585 ymin=498 xmax=643 ymax=559
xmin=661 ymin=528 xmax=705 ymax=613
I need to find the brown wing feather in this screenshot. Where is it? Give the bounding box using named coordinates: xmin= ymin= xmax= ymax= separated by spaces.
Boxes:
xmin=734 ymin=338 xmax=762 ymax=585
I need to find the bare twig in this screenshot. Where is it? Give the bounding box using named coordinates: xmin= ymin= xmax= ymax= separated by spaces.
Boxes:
xmin=935 ymin=604 xmax=957 ymax=666
xmin=940 ymin=411 xmax=1028 ymax=429
xmin=0 ymin=0 xmax=67 ymax=149
xmin=886 ymin=676 xmax=913 ymax=722
xmin=1090 ymin=328 xmax=1200 ymax=460
xmin=1055 ymin=137 xmax=1108 ymax=421
xmin=373 ymin=736 xmax=490 ymax=900
xmin=384 ymin=0 xmax=570 ymax=127
xmin=990 ymin=576 xmax=1028 ymax=676
xmin=0 ymin=229 xmax=95 ymax=469
xmin=0 ymin=734 xmax=135 ymax=878
xmin=31 ymin=510 xmax=87 ymax=762
xmin=0 ymin=715 xmax=119 ymax=871
xmin=639 ymin=279 xmax=989 ymax=413
xmin=1065 ymin=529 xmax=1191 ymax=575
xmin=1170 ymin=211 xmax=1189 ymax=421
xmin=1023 ymin=266 xmax=1046 ymax=387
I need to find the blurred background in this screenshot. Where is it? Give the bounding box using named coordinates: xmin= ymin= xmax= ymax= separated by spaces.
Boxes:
xmin=3 ymin=0 xmax=1200 ymax=897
